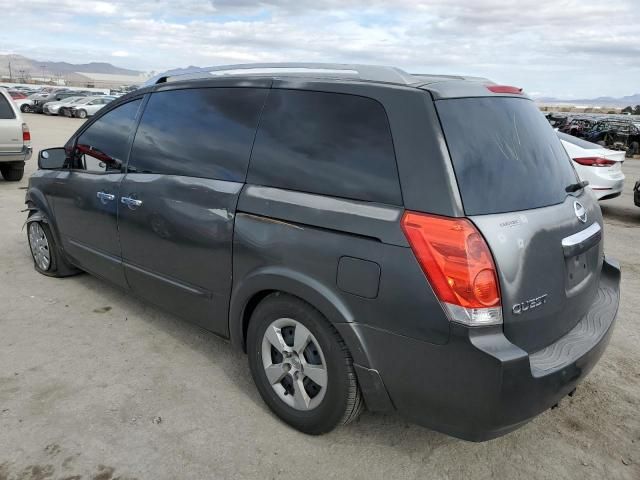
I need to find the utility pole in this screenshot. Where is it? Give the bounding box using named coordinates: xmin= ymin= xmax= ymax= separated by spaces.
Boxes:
xmin=8 ymin=59 xmax=12 ymax=82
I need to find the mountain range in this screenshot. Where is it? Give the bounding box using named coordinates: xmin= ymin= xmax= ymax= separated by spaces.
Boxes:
xmin=0 ymin=54 xmax=143 ymax=79
xmin=535 ymin=93 xmax=640 ymax=107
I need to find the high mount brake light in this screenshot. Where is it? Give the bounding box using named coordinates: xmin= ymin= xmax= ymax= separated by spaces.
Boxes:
xmin=487 ymin=85 xmax=523 ymax=94
xmin=401 ymin=211 xmax=502 ymax=327
xmin=573 ymin=157 xmax=616 ymax=167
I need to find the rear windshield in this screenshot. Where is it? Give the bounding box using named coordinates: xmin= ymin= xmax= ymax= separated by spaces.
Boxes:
xmin=437 ymin=97 xmax=577 ymax=215
xmin=0 ymin=94 xmax=15 ymax=119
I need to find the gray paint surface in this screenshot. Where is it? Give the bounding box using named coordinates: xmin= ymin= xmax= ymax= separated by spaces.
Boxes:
xmin=0 ymin=114 xmax=638 ymax=479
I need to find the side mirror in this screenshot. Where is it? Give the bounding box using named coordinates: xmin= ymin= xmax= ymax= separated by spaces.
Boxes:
xmin=38 ymin=148 xmax=67 ymax=170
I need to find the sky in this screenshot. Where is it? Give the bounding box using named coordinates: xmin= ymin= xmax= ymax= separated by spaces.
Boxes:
xmin=0 ymin=0 xmax=638 ymax=99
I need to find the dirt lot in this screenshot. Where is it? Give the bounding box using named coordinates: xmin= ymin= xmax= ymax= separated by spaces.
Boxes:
xmin=0 ymin=114 xmax=639 ymax=480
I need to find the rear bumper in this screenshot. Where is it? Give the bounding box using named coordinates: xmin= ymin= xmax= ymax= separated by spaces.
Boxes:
xmin=346 ymin=257 xmax=620 ymax=441
xmin=591 ymin=178 xmax=624 ymax=200
xmin=0 ymin=145 xmax=32 ymax=163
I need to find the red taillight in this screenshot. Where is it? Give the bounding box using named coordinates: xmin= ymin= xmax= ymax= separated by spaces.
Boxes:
xmin=573 ymin=157 xmax=615 ymax=167
xmin=22 ymin=123 xmax=30 ymax=142
xmin=487 ymin=85 xmax=523 ymax=94
xmin=401 ymin=211 xmax=502 ymax=326
xmin=11 ymin=92 xmax=27 ymax=99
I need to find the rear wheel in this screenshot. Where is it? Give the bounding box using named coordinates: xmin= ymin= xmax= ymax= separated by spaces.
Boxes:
xmin=20 ymin=104 xmax=32 ymax=113
xmin=247 ymin=293 xmax=363 ymax=434
xmin=76 ymin=109 xmax=87 ymax=119
xmin=0 ymin=163 xmax=24 ymax=181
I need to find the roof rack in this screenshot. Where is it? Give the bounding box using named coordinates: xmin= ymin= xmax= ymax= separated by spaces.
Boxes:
xmin=151 ymin=63 xmax=450 ymax=86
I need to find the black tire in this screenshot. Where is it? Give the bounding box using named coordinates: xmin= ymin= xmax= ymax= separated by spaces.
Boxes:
xmin=20 ymin=104 xmax=31 ymax=113
xmin=0 ymin=163 xmax=24 ymax=181
xmin=247 ymin=293 xmax=363 ymax=435
xmin=26 ymin=218 xmax=81 ymax=277
xmin=76 ymin=109 xmax=87 ymax=119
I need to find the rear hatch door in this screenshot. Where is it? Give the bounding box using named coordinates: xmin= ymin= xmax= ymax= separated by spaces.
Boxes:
xmin=436 ymin=96 xmax=604 ymax=352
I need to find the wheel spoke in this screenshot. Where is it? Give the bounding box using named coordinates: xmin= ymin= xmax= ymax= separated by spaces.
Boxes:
xmin=264 ymin=363 xmax=287 ymax=385
xmin=292 ymin=323 xmax=312 ymax=354
xmin=264 ymin=325 xmax=288 ymax=353
xmin=292 ymin=377 xmax=311 ymax=409
xmin=303 ymin=364 xmax=327 ymax=388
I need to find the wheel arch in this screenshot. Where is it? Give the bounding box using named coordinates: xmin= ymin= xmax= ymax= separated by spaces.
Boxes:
xmin=229 ymin=267 xmax=355 ymax=355
xmin=24 ymin=188 xmax=64 ymax=254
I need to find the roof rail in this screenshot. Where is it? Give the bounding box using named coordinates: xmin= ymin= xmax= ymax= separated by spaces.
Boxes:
xmin=149 ymin=63 xmax=422 ymax=86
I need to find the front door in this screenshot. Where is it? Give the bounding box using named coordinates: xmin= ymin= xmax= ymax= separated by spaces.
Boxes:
xmin=117 ymin=86 xmax=267 ymax=335
xmin=52 ymin=98 xmax=142 ymax=287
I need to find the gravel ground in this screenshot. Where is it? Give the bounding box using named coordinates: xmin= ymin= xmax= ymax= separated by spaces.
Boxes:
xmin=0 ymin=114 xmax=638 ymax=480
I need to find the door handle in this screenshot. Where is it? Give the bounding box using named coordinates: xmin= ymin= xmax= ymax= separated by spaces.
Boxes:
xmin=96 ymin=191 xmax=115 ymax=201
xmin=121 ymin=196 xmax=143 ymax=209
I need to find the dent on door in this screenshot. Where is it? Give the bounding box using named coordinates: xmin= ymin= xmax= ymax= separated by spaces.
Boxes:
xmin=117 ymin=174 xmax=242 ymax=334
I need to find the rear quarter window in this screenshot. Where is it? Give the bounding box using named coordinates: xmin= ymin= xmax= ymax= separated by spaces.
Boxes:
xmin=247 ymin=89 xmax=402 ymax=205
xmin=0 ymin=94 xmax=16 ymax=119
xmin=437 ymin=97 xmax=577 ymax=215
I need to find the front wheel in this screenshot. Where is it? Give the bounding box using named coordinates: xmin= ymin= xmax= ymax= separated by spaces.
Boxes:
xmin=26 ymin=219 xmax=81 ymax=277
xmin=247 ymin=293 xmax=363 ymax=435
xmin=75 ymin=109 xmax=87 ymax=119
xmin=20 ymin=104 xmax=32 ymax=113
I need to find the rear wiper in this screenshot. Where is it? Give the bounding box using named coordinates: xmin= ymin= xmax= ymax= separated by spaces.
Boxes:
xmin=565 ymin=180 xmax=589 ymax=193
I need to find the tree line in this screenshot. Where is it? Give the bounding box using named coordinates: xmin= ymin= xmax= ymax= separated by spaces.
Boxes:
xmin=622 ymin=105 xmax=640 ymax=115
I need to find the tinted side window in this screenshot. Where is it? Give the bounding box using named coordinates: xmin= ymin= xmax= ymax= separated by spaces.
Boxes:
xmin=0 ymin=94 xmax=15 ymax=119
xmin=128 ymin=88 xmax=267 ymax=181
xmin=247 ymin=89 xmax=401 ymax=205
xmin=74 ymin=99 xmax=141 ymax=173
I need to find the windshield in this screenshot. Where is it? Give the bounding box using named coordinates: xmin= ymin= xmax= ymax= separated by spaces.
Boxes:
xmin=74 ymin=97 xmax=96 ymax=105
xmin=61 ymin=96 xmax=83 ymax=104
xmin=437 ymin=97 xmax=577 ymax=216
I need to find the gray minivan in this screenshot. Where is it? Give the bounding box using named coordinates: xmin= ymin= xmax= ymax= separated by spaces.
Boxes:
xmin=25 ymin=64 xmax=620 ymax=441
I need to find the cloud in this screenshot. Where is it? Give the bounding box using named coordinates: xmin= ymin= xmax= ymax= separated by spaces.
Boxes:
xmin=111 ymin=50 xmax=130 ymax=57
xmin=0 ymin=0 xmax=638 ymax=97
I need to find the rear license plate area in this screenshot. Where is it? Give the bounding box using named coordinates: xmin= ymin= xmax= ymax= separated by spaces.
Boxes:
xmin=566 ymin=252 xmax=589 ymax=290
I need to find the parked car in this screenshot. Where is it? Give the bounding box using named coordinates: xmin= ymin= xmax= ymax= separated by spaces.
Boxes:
xmin=558 ymin=132 xmax=625 ymax=200
xmin=43 ymin=96 xmax=88 ymax=115
xmin=545 ymin=112 xmax=569 ymax=129
xmin=31 ymin=90 xmax=83 ymax=114
xmin=559 ymin=117 xmax=597 ymax=138
xmin=584 ymin=119 xmax=640 ymax=152
xmin=634 ymin=181 xmax=640 ymax=207
xmin=7 ymin=90 xmax=35 ymax=113
xmin=0 ymin=88 xmax=31 ymax=181
xmin=65 ymin=96 xmax=115 ymax=118
xmin=25 ymin=64 xmax=620 ymax=441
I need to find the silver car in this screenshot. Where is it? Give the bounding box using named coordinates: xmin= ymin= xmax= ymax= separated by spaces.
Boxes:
xmin=0 ymin=88 xmax=31 ymax=181
xmin=65 ymin=96 xmax=115 ymax=119
xmin=43 ymin=96 xmax=87 ymax=115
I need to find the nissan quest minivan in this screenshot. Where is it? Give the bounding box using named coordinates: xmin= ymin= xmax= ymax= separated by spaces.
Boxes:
xmin=25 ymin=64 xmax=620 ymax=441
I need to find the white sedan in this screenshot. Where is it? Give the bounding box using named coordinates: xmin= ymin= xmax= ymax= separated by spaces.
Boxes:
xmin=558 ymin=132 xmax=625 ymax=200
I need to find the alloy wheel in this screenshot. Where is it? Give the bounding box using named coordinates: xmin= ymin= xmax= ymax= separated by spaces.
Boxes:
xmin=28 ymin=223 xmax=51 ymax=271
xmin=261 ymin=318 xmax=328 ymax=411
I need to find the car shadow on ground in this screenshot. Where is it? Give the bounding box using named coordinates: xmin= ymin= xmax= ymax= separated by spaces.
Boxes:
xmin=29 ymin=247 xmax=457 ymax=450
xmin=600 ymin=203 xmax=640 ymax=226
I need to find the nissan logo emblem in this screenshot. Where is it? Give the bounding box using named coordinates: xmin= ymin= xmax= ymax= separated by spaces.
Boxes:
xmin=574 ymin=201 xmax=587 ymax=223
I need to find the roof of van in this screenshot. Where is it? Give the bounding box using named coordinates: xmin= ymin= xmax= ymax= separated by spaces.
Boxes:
xmin=146 ymin=63 xmax=491 ymax=87
xmin=141 ymin=63 xmax=529 ymax=100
